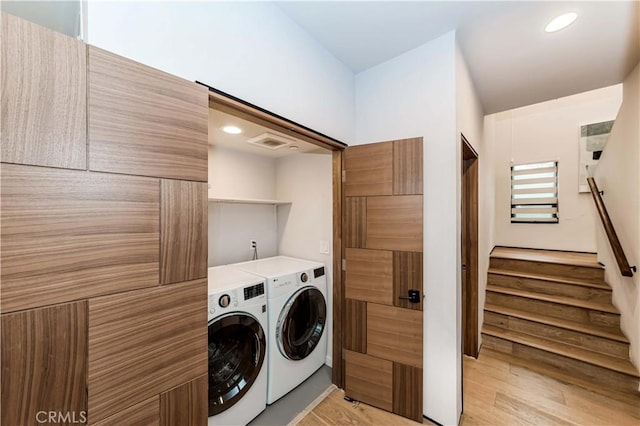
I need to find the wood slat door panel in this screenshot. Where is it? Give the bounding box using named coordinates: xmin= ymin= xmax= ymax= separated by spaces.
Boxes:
xmin=93 ymin=396 xmax=159 ymax=426
xmin=344 ymin=197 xmax=367 ymax=248
xmin=0 ymin=164 xmax=160 ymax=313
xmin=1 ymin=302 xmax=87 ymax=426
xmin=367 ymin=303 xmax=423 ymax=367
xmin=393 ymin=363 xmax=424 ymax=422
xmin=1 ymin=13 xmax=87 ymax=170
xmin=88 ymin=46 xmax=208 ymax=181
xmin=160 ymin=180 xmax=208 ymax=285
xmin=344 ymin=142 xmax=393 ymax=197
xmin=366 ymin=195 xmax=423 ymax=252
xmin=88 ymin=279 xmax=207 ymax=423
xmin=345 ymin=248 xmax=393 ymax=305
xmin=344 ymin=350 xmax=393 ymax=412
xmin=342 ymin=138 xmax=424 ymax=421
xmin=393 ymin=138 xmax=423 ymax=195
xmin=160 ymin=375 xmax=208 ymax=426
xmin=394 ymin=252 xmax=423 ymax=311
xmin=344 ymin=299 xmax=367 ymax=353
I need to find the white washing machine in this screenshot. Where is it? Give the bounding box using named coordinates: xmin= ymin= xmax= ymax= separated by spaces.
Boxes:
xmin=232 ymin=256 xmax=328 ymax=404
xmin=207 ymin=266 xmax=268 ymax=426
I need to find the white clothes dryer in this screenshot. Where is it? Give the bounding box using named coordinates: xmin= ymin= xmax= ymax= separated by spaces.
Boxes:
xmin=232 ymin=256 xmax=328 ymax=404
xmin=207 ymin=266 xmax=268 ymax=426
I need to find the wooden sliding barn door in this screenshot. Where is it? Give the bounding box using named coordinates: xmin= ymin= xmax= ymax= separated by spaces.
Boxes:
xmin=342 ymin=138 xmax=424 ymax=422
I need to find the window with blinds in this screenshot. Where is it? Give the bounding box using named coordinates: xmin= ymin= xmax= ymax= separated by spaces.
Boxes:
xmin=511 ymin=161 xmax=559 ymax=223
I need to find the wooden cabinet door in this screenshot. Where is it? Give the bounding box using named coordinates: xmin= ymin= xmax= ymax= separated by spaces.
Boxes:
xmin=1 ymin=12 xmax=86 ymax=169
xmin=342 ymin=137 xmax=424 ymax=422
xmin=88 ymin=46 xmax=208 ymax=182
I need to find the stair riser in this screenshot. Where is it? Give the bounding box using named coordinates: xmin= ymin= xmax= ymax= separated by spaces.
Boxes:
xmin=490 ymin=258 xmax=604 ymax=283
xmin=482 ymin=333 xmax=639 ymax=393
xmin=488 ymin=273 xmax=611 ymax=303
xmin=486 ymin=292 xmax=620 ymax=331
xmin=484 ymin=311 xmax=630 ymax=359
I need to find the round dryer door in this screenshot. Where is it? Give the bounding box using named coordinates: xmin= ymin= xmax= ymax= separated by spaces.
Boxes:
xmin=208 ymin=313 xmax=266 ymax=416
xmin=277 ymin=287 xmax=326 ymax=360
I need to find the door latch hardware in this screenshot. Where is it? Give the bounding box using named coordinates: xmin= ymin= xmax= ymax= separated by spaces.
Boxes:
xmin=399 ymin=289 xmax=421 ymax=303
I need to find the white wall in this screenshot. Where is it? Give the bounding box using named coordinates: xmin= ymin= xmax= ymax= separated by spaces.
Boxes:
xmin=594 ymin=63 xmax=640 ymax=371
xmin=276 ymin=153 xmax=334 ymax=366
xmin=355 ymin=31 xmax=460 ymax=426
xmin=86 ymin=1 xmax=355 ymax=143
xmin=488 ymin=85 xmax=623 ymax=252
xmin=208 ymin=146 xmax=277 ymax=266
xmin=208 ymin=146 xmax=276 ymax=200
xmin=455 ymin=43 xmax=489 ymax=354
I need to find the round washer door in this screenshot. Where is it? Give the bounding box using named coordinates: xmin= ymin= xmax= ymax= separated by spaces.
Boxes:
xmin=208 ymin=313 xmax=266 ymax=416
xmin=277 ymin=286 xmax=326 ymax=360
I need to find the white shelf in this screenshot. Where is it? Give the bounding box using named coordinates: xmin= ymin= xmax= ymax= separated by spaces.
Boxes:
xmin=208 ymin=197 xmax=291 ymax=205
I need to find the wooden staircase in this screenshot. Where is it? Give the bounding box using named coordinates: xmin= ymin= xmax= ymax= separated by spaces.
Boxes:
xmin=482 ymin=247 xmax=640 ymax=394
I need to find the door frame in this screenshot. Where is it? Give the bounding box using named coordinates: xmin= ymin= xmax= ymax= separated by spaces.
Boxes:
xmin=461 ymin=134 xmax=479 ymax=358
xmin=202 ymin=83 xmax=346 ymax=387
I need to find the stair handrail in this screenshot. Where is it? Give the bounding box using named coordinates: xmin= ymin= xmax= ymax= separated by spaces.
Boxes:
xmin=587 ymin=177 xmax=636 ymax=277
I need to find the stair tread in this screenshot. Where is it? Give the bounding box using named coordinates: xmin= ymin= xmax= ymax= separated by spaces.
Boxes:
xmin=482 ymin=324 xmax=640 ymax=377
xmin=488 ymin=268 xmax=611 ymax=290
xmin=484 ymin=303 xmax=629 ymax=343
xmin=491 ymin=247 xmax=602 ymax=269
xmin=487 ymin=284 xmax=620 ymax=314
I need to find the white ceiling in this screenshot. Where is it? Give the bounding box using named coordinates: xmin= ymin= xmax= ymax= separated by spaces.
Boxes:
xmin=276 ymin=1 xmax=640 ymax=114
xmin=209 ymin=109 xmax=328 ymax=158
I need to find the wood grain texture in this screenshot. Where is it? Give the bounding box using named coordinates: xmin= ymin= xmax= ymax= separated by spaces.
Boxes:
xmin=394 ymin=252 xmax=423 ymax=311
xmin=88 ymin=46 xmax=208 ymax=181
xmin=344 ymin=350 xmax=393 ymax=412
xmin=344 ymin=197 xmax=367 ymax=248
xmin=332 ymin=150 xmax=344 ymax=388
xmin=1 ymin=13 xmax=86 ymax=169
xmin=160 ymin=375 xmax=207 ymax=426
xmin=367 ymin=303 xmax=423 ymax=367
xmin=345 ymin=248 xmax=393 ymax=305
xmin=488 ymin=270 xmax=612 ymax=303
xmin=462 ymin=150 xmax=479 ymax=358
xmin=1 ymin=302 xmax=87 ymax=426
xmin=393 ymin=138 xmax=423 ymax=195
xmin=587 ymin=177 xmax=635 ymax=277
xmin=298 ymin=389 xmax=425 ymax=426
xmin=93 ymin=396 xmax=159 ymax=426
xmin=484 ymin=310 xmax=629 ymax=359
xmin=482 ymin=330 xmax=639 ymax=393
xmin=160 ymin=180 xmax=207 ymax=285
xmin=301 ymin=350 xmax=640 ymax=426
xmin=0 ymin=164 xmax=159 ymax=313
xmin=366 ymin=195 xmax=423 ymax=252
xmin=344 ymin=299 xmax=367 ymax=353
xmin=88 ymin=279 xmax=208 ymax=423
xmin=344 ymin=142 xmax=393 ymax=197
xmin=393 ymin=363 xmax=424 ymax=422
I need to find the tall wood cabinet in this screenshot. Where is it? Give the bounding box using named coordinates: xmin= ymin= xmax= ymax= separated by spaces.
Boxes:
xmin=1 ymin=13 xmax=208 ymax=426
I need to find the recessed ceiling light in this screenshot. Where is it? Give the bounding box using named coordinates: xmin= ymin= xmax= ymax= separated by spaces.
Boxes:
xmin=289 ymin=145 xmax=299 ymax=150
xmin=222 ymin=125 xmax=242 ymax=134
xmin=545 ymin=12 xmax=577 ymax=33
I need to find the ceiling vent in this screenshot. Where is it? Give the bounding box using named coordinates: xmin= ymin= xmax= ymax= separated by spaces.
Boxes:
xmin=247 ymin=132 xmax=295 ymax=150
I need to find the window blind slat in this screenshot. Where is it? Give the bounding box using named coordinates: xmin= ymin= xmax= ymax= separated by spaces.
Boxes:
xmin=512 ymin=197 xmax=558 ymax=205
xmin=510 ymin=177 xmax=557 ymax=185
xmin=512 ymin=166 xmax=557 ymax=176
xmin=512 ymin=187 xmax=558 ymax=195
xmin=511 ymin=207 xmax=558 ymax=214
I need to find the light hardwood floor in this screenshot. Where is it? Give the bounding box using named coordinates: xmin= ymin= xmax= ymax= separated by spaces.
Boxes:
xmin=296 ymin=348 xmax=640 ymax=425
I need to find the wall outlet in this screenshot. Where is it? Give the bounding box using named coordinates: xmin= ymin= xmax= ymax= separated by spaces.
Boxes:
xmin=250 ymin=240 xmax=257 ymax=249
